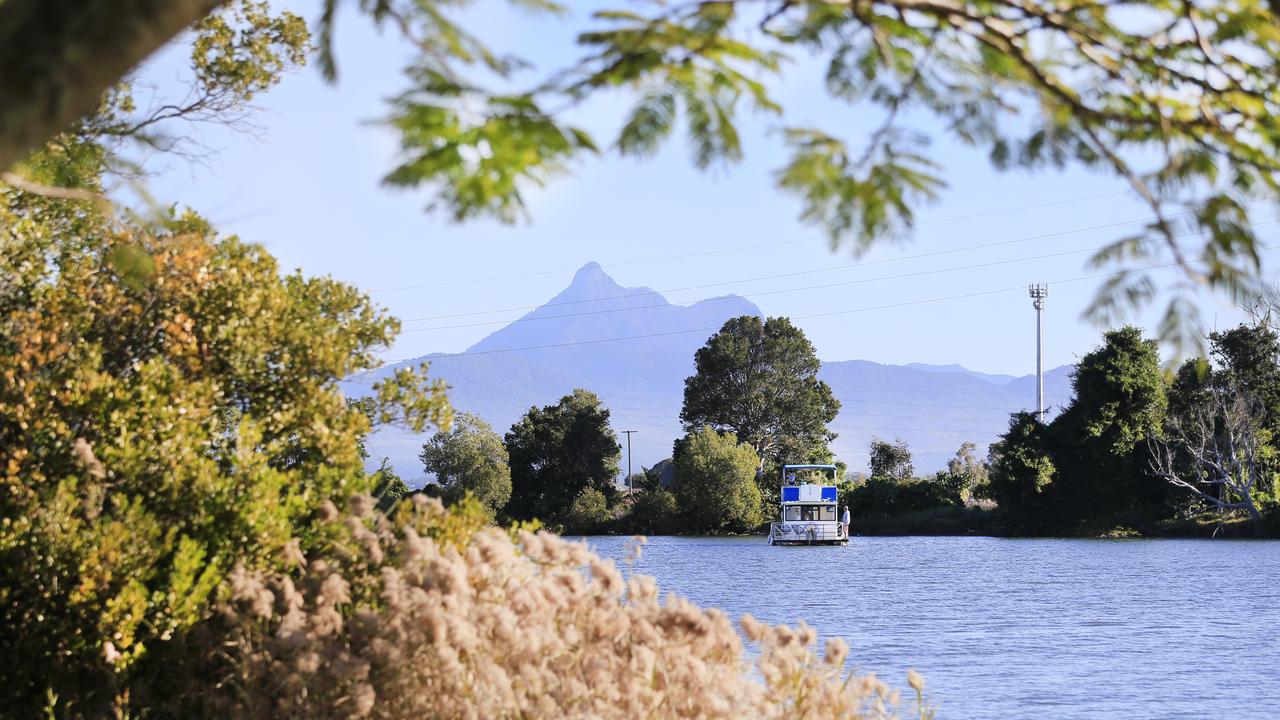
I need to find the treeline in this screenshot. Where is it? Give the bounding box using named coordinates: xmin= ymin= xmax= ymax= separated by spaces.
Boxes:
xmin=421 ymin=321 xmax=1280 ymax=539
xmin=987 ymin=324 xmax=1280 ymax=537
xmin=828 ymin=325 xmax=1280 ymax=538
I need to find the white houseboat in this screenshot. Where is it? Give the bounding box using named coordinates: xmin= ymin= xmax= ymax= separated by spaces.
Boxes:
xmin=768 ymin=464 xmax=847 ymax=546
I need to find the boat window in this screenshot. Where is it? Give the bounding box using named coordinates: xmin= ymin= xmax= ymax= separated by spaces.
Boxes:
xmin=784 ymin=505 xmax=835 ymax=521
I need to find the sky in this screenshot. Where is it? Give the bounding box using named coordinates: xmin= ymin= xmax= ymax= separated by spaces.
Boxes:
xmin=137 ymin=0 xmax=1277 ymax=376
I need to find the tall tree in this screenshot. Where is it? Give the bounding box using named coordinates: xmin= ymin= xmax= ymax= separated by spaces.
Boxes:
xmin=868 ymin=438 xmax=914 ymax=481
xmin=420 ymin=412 xmax=512 ymax=516
xmin=1050 ymin=326 xmax=1169 ymax=526
xmin=681 ymin=315 xmax=839 ymax=474
xmin=672 ymin=426 xmax=764 ymax=534
xmin=504 ymin=389 xmax=620 ymax=523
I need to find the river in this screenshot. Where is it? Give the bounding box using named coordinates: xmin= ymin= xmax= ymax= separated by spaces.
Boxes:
xmin=580 ymin=535 xmax=1280 ymax=719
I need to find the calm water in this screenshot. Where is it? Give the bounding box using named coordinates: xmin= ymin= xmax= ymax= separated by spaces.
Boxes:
xmin=580 ymin=535 xmax=1280 ymax=719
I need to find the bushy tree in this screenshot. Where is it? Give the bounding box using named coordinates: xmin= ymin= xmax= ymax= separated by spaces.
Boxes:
xmin=681 ymin=315 xmax=839 ymax=485
xmin=946 ymin=442 xmax=990 ymax=500
xmin=0 ymin=173 xmax=449 ymax=715
xmin=987 ymin=412 xmax=1057 ymax=531
xmin=868 ymin=438 xmax=914 ymax=481
xmin=672 ymin=426 xmax=763 ymax=534
xmin=563 ymin=487 xmax=613 ymax=534
xmin=420 ymin=412 xmax=512 ymax=516
xmin=504 ymin=389 xmax=620 ymax=524
xmin=1050 ymin=326 xmax=1169 ymax=526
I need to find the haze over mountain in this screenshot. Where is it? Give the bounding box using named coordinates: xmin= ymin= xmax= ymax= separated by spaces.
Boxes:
xmin=343 ymin=263 xmax=1072 ymax=483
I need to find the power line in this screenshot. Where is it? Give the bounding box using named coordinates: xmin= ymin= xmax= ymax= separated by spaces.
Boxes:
xmin=373 ymin=190 xmax=1132 ymax=293
xmin=407 ymin=216 xmax=1279 ymax=332
xmin=404 ymin=249 xmax=1276 ymax=359
xmin=400 ymin=233 xmax=1150 ymax=332
xmin=401 ymin=209 xmax=1204 ymax=323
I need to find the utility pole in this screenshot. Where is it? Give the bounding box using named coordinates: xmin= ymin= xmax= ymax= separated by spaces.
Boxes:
xmin=621 ymin=430 xmax=637 ymax=495
xmin=1029 ymin=284 xmax=1048 ymax=421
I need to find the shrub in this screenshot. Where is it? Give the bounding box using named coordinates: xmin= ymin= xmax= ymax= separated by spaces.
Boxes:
xmin=848 ymin=476 xmax=959 ymax=521
xmin=673 ymin=427 xmax=764 ymax=534
xmin=0 ymin=196 xmax=449 ymax=716
xmin=563 ymin=486 xmax=613 ymax=534
xmin=627 ymin=485 xmax=682 ymax=535
xmin=205 ymin=495 xmax=922 ymax=720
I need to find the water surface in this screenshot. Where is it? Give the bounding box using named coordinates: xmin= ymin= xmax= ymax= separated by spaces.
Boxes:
xmin=582 ymin=535 xmax=1280 ymax=719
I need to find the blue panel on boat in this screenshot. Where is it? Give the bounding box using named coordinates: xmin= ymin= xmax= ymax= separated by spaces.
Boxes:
xmin=821 ymin=487 xmax=837 ymax=501
xmin=782 ymin=487 xmax=799 ymax=502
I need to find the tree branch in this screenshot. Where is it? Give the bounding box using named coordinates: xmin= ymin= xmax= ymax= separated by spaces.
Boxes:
xmin=0 ymin=0 xmax=227 ymax=172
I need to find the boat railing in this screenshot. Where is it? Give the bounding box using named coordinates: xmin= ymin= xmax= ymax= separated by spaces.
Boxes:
xmin=769 ymin=521 xmax=845 ymax=543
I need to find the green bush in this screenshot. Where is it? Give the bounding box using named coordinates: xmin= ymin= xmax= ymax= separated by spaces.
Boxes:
xmin=562 ymin=487 xmax=614 ymax=534
xmin=0 ymin=184 xmax=449 ymax=716
xmin=672 ymin=426 xmax=764 ymax=534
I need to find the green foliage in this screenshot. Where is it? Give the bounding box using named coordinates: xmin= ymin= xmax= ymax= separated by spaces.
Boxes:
xmin=504 ymin=388 xmax=620 ymax=524
xmin=371 ymin=459 xmax=410 ymax=513
xmin=0 ymin=164 xmax=450 ymax=715
xmin=70 ymin=0 xmax=312 ymax=174
xmin=1051 ymin=327 xmax=1169 ymax=524
xmin=562 ymin=486 xmax=612 ymax=534
xmin=672 ymin=426 xmax=763 ymax=534
xmin=191 ymin=1 xmax=310 ymax=104
xmin=625 ymin=485 xmax=681 ymax=535
xmin=946 ymin=441 xmax=990 ymax=500
xmin=987 ymin=412 xmax=1057 ymax=531
xmin=868 ymin=438 xmax=914 ymax=481
xmin=776 ymin=128 xmax=943 ymax=250
xmin=420 ymin=411 xmax=512 ymax=516
xmin=846 ymin=476 xmax=960 ymax=522
xmin=680 ymin=315 xmax=839 ymax=498
xmin=1162 ymin=322 xmax=1280 ymax=513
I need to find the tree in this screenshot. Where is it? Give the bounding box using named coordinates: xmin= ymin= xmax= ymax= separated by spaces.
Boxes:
xmin=946 ymin=441 xmax=990 ymax=500
xmin=563 ymin=487 xmax=613 ymax=534
xmin=672 ymin=426 xmax=764 ymax=534
xmin=420 ymin=411 xmax=512 ymax=516
xmin=681 ymin=315 xmax=839 ymax=475
xmin=1166 ymin=322 xmax=1280 ymax=503
xmin=504 ymin=389 xmax=620 ymax=524
xmin=372 ymin=459 xmax=410 ymax=512
xmin=6 ymin=2 xmax=1280 ymax=339
xmin=1151 ymin=384 xmax=1271 ymax=535
xmin=987 ymin=412 xmax=1057 ymax=530
xmin=1050 ymin=326 xmax=1169 ymax=526
xmin=0 ymin=173 xmax=450 ymax=715
xmin=868 ymin=438 xmax=914 ymax=481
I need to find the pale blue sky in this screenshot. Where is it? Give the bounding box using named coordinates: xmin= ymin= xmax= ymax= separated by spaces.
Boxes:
xmin=138 ymin=0 xmax=1274 ymax=376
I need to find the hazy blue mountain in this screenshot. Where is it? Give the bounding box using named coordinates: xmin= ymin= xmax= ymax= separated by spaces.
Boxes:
xmin=903 ymin=363 xmax=1018 ymax=386
xmin=343 ymin=263 xmax=1074 ymax=484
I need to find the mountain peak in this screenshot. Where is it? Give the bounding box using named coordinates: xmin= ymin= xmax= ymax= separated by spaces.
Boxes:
xmin=559 ymin=261 xmax=631 ymax=302
xmin=572 ymin=261 xmax=606 ymax=282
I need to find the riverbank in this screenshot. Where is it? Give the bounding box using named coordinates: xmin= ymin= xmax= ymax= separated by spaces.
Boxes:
xmin=595 ymin=506 xmax=1277 ymax=539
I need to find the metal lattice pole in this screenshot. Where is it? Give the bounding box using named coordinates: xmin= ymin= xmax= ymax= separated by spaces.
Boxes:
xmin=1029 ymin=284 xmax=1048 ymax=421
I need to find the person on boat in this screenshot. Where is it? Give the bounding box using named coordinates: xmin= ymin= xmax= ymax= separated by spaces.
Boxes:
xmin=841 ymin=506 xmax=851 ymax=537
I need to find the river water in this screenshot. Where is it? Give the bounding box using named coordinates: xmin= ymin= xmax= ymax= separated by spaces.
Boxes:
xmin=580 ymin=535 xmax=1280 ymax=719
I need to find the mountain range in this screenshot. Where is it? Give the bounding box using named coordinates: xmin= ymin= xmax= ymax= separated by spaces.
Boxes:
xmin=342 ymin=262 xmax=1073 ymax=483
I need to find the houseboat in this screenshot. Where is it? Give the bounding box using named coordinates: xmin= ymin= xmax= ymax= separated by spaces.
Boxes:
xmin=768 ymin=464 xmax=847 ymax=546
